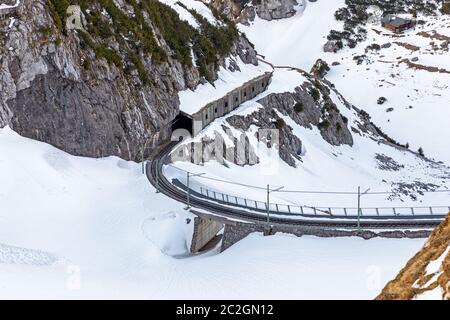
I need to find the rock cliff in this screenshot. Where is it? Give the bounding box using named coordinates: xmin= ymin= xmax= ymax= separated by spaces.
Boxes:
xmin=209 ymin=0 xmax=301 ymax=24
xmin=0 ymin=0 xmax=257 ymax=160
xmin=255 ymin=0 xmax=299 ymax=21
xmin=225 ymin=67 xmax=354 ymax=167
xmin=377 ymin=213 xmax=450 ymax=300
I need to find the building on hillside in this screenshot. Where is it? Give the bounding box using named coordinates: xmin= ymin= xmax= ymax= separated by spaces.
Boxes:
xmin=381 ymin=15 xmax=415 ymax=33
xmin=172 ymin=72 xmax=273 ymax=136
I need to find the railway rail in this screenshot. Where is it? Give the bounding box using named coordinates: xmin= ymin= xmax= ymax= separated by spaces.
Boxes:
xmin=146 ymin=142 xmax=447 ymax=230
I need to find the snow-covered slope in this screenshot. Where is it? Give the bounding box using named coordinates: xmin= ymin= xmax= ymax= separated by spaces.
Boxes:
xmin=159 ymin=0 xmax=220 ymax=29
xmin=165 ymin=0 xmax=450 ymax=209
xmin=327 ymin=14 xmax=450 ymax=163
xmin=239 ymin=0 xmax=345 ymax=69
xmin=0 ymin=127 xmax=427 ymax=299
xmin=169 ymin=66 xmax=450 ymax=208
xmin=241 ymin=0 xmax=450 ymax=163
xmin=0 ymin=0 xmax=20 ymax=10
xmin=1 ymin=0 xmax=448 ymax=300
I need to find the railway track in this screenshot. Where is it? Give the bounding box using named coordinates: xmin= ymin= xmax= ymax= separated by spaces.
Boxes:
xmin=146 ymin=142 xmax=445 ymax=230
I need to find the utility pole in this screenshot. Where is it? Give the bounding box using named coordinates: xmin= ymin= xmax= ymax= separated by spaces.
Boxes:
xmin=266 ymin=184 xmax=284 ymax=226
xmin=155 ymin=159 xmax=160 ymax=194
xmin=141 ymin=138 xmax=151 ymax=175
xmin=142 ymin=143 xmax=146 ymax=175
xmin=357 ymin=186 xmax=361 ymax=231
xmin=186 ymin=172 xmax=205 ymax=210
xmin=357 ymin=187 xmax=371 ymax=232
xmin=267 ymin=184 xmax=270 ymax=225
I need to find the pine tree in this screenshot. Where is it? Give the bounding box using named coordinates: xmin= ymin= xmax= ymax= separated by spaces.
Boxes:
xmin=418 ymin=147 xmax=425 ymax=157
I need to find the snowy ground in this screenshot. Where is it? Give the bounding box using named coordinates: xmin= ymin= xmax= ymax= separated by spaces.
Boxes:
xmin=1 ymin=0 xmax=446 ymax=300
xmin=168 ymin=68 xmax=450 ymax=209
xmin=327 ymin=15 xmax=450 ymax=164
xmin=240 ymin=0 xmax=450 ymax=163
xmin=239 ymin=0 xmax=345 ymax=70
xmin=164 ymin=0 xmax=450 ymax=210
xmin=0 ymin=0 xmax=20 ymax=11
xmin=0 ymin=127 xmax=426 ymax=299
xmin=159 ymin=0 xmax=220 ymax=29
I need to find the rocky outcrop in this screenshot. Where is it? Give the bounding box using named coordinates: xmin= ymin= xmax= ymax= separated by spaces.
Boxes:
xmin=377 ymin=213 xmax=450 ymax=300
xmin=209 ymin=0 xmax=301 ymax=25
xmin=323 ymin=40 xmax=343 ymax=53
xmin=209 ymin=0 xmax=244 ymax=21
xmin=225 ymin=71 xmax=353 ymax=167
xmin=0 ymin=0 xmax=259 ymax=160
xmin=0 ymin=0 xmax=19 ymax=15
xmin=310 ymin=59 xmax=330 ymax=78
xmin=179 ymin=67 xmax=358 ymax=168
xmin=255 ymin=0 xmax=299 ymax=21
xmin=227 ymin=92 xmax=304 ymax=167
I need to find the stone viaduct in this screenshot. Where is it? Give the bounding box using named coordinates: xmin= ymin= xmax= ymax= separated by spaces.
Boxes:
xmin=173 ymin=72 xmax=273 ymax=137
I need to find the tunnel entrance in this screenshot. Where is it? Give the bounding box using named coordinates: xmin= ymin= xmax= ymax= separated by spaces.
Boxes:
xmin=172 ymin=113 xmax=193 ymax=138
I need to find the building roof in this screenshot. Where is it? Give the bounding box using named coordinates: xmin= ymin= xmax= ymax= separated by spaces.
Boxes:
xmin=381 ymin=15 xmax=412 ymax=28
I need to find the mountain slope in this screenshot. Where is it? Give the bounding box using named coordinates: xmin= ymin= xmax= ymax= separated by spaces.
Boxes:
xmin=239 ymin=0 xmax=450 ymax=162
xmin=377 ymin=213 xmax=450 ymax=300
xmin=162 ymin=0 xmax=450 ymax=208
xmin=167 ymin=65 xmax=450 ymax=208
xmin=0 ymin=0 xmax=260 ymax=160
xmin=0 ymin=126 xmax=426 ymax=299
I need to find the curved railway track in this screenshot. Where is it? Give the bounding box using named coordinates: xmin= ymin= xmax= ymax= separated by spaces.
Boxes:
xmin=146 ymin=142 xmax=445 ymax=229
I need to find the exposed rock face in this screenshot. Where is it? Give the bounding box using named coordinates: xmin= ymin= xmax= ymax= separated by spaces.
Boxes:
xmin=187 ymin=128 xmax=259 ymax=166
xmin=235 ymin=34 xmax=259 ymax=65
xmin=310 ymin=59 xmax=330 ymax=78
xmin=179 ymin=68 xmax=360 ymax=168
xmin=377 ymin=213 xmax=450 ymax=300
xmin=323 ymin=40 xmax=342 ymax=53
xmin=209 ymin=0 xmax=244 ymax=21
xmin=0 ymin=0 xmax=258 ymax=160
xmin=255 ymin=0 xmax=299 ymax=21
xmin=225 ymin=72 xmax=354 ymax=167
xmin=209 ymin=0 xmax=301 ymax=24
xmin=227 ymin=96 xmax=304 ymax=167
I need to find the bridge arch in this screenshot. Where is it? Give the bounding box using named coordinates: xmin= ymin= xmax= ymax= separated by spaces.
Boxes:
xmin=172 ymin=113 xmax=193 ymax=137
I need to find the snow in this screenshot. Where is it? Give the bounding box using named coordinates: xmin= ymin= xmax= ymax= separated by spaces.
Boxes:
xmin=241 ymin=1 xmax=450 ymax=164
xmin=0 ymin=0 xmax=20 ymax=10
xmin=158 ymin=0 xmax=219 ymax=29
xmin=325 ymin=16 xmax=450 ymax=163
xmin=0 ymin=127 xmax=426 ymax=299
xmin=415 ymin=286 xmax=443 ymax=300
xmin=179 ymin=57 xmax=273 ymax=115
xmin=7 ymin=17 xmax=15 ymax=29
xmin=1 ymin=0 xmax=447 ymax=300
xmin=169 ymin=67 xmax=450 ymax=209
xmin=425 ymin=246 xmax=450 ymax=275
xmin=413 ymin=245 xmax=449 ymax=300
xmin=239 ymin=0 xmax=346 ymax=70
xmin=0 ymin=243 xmax=62 ymax=266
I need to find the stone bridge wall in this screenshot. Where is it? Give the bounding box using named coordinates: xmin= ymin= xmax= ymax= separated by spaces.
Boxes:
xmin=188 ymin=211 xmax=432 ymax=253
xmin=190 ymin=215 xmax=225 ymax=253
xmin=221 ymin=222 xmax=431 ymax=252
xmin=191 ymin=72 xmax=273 ymax=135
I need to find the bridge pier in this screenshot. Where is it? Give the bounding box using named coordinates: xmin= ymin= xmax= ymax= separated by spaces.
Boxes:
xmin=190 ymin=214 xmax=225 ymax=253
